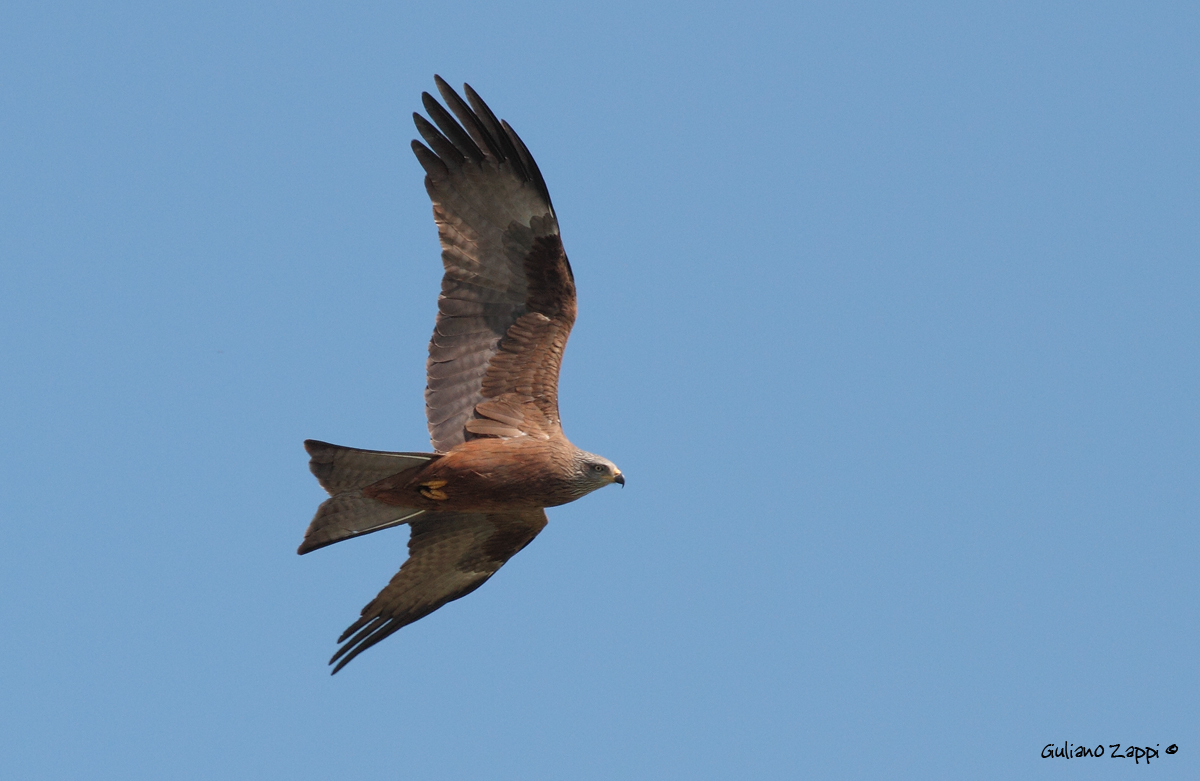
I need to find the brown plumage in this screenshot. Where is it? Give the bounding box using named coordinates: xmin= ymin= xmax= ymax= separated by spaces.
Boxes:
xmin=299 ymin=77 xmax=623 ymax=674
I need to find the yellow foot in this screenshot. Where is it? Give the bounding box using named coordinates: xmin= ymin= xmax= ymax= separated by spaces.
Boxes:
xmin=419 ymin=480 xmax=449 ymax=501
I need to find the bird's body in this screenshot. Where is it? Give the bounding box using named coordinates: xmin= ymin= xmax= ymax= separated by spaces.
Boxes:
xmin=299 ymin=77 xmax=622 ymax=673
xmin=363 ymin=434 xmax=599 ymax=512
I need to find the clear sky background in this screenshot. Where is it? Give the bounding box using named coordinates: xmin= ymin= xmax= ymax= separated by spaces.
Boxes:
xmin=2 ymin=2 xmax=1197 ymax=779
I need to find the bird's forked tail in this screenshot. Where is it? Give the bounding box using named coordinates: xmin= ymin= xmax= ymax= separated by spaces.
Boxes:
xmin=298 ymin=440 xmax=436 ymax=554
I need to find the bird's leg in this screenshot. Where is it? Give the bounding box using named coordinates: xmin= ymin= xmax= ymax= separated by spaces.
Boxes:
xmin=419 ymin=479 xmax=449 ymax=501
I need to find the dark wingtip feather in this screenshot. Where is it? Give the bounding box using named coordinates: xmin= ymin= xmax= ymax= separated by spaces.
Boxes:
xmin=414 ymin=112 xmax=465 ymax=167
xmin=411 ymin=139 xmax=448 ymax=179
xmin=336 ymin=614 xmax=380 ymax=645
xmin=463 ymin=83 xmax=522 ymax=171
xmin=417 ymin=78 xmax=555 ymax=212
xmin=501 ymin=119 xmax=554 ymax=213
xmin=433 ymin=78 xmax=504 ymax=161
xmin=329 ymin=618 xmax=403 ymax=674
xmin=422 ymin=92 xmax=484 ymax=163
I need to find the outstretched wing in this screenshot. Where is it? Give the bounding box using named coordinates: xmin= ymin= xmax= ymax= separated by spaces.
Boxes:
xmin=328 ymin=509 xmax=548 ymax=673
xmin=412 ymin=77 xmax=577 ymax=453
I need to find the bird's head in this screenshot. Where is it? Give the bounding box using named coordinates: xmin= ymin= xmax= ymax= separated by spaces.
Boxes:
xmin=570 ymin=450 xmax=624 ymax=495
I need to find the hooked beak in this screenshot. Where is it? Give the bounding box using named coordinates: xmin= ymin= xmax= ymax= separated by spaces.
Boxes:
xmin=613 ymin=471 xmax=625 ymax=487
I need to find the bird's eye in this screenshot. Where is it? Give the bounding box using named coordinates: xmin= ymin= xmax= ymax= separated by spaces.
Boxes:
xmin=591 ymin=464 xmax=606 ymax=473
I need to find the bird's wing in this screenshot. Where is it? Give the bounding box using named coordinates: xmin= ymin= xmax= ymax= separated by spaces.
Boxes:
xmin=413 ymin=77 xmax=577 ymax=452
xmin=328 ymin=509 xmax=548 ymax=673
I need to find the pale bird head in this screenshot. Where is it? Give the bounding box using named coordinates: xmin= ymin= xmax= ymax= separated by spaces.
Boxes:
xmin=571 ymin=450 xmax=624 ymax=494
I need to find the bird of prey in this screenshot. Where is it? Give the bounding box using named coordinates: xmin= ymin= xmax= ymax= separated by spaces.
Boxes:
xmin=299 ymin=77 xmax=623 ymax=674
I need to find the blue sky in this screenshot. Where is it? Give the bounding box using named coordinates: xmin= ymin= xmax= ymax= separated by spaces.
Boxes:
xmin=2 ymin=1 xmax=1197 ymax=778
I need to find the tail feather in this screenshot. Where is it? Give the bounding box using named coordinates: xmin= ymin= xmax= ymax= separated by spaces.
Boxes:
xmin=298 ymin=492 xmax=425 ymax=554
xmin=305 ymin=439 xmax=435 ymax=494
xmin=299 ymin=440 xmax=435 ymax=555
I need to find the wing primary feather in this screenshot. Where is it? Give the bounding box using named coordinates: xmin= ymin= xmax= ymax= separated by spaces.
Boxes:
xmin=501 ymin=119 xmax=554 ymax=214
xmin=331 ymin=620 xmax=403 ymax=673
xmin=422 ymin=92 xmax=485 ymax=163
xmin=433 ymin=76 xmax=505 ymax=162
xmin=411 ymin=140 xmax=448 ymax=179
xmin=463 ymin=83 xmax=524 ymax=177
xmin=337 ymin=614 xmax=385 ymax=645
xmin=413 ymin=113 xmax=464 ymax=167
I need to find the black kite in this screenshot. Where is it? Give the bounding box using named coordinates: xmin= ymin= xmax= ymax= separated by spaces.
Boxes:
xmin=299 ymin=77 xmax=623 ymax=673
